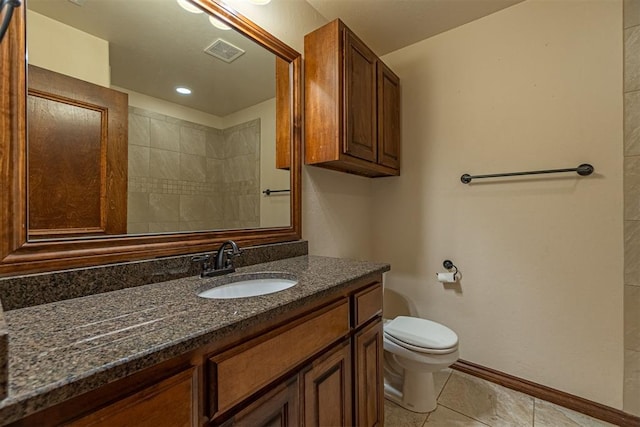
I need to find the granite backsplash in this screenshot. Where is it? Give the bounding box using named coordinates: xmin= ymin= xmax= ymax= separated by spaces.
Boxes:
xmin=0 ymin=240 xmax=308 ymax=311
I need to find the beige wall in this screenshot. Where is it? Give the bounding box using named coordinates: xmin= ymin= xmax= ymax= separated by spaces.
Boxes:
xmin=303 ymin=166 xmax=374 ymax=259
xmin=26 ymin=10 xmax=110 ymax=87
xmin=624 ymin=0 xmax=640 ymax=415
xmin=375 ymin=0 xmax=624 ymax=408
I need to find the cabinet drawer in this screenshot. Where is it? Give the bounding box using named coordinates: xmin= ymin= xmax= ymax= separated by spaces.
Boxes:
xmin=353 ymin=282 xmax=382 ymax=328
xmin=209 ymin=300 xmax=350 ymax=417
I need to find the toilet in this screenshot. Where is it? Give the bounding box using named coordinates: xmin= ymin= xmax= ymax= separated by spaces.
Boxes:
xmin=383 ymin=316 xmax=459 ymax=413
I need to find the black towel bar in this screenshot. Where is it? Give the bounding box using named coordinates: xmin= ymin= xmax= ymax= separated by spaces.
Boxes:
xmin=262 ymin=189 xmax=290 ymax=195
xmin=461 ymin=163 xmax=594 ymax=184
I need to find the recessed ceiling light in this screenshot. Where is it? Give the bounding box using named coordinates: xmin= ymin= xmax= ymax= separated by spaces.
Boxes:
xmin=209 ymin=15 xmax=231 ymax=31
xmin=248 ymin=0 xmax=271 ymax=4
xmin=177 ymin=0 xmax=203 ymax=14
xmin=176 ymin=87 xmax=192 ymax=95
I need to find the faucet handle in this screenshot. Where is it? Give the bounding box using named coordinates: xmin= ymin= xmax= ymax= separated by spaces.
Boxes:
xmin=192 ymin=254 xmax=214 ymax=277
xmin=191 ymin=254 xmax=210 ymax=263
xmin=233 ymin=247 xmax=244 ymax=256
xmin=224 ymin=247 xmax=243 ymax=267
xmin=191 ymin=254 xmax=211 ymax=270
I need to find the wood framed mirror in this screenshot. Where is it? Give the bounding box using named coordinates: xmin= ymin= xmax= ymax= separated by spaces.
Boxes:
xmin=0 ymin=0 xmax=302 ymax=276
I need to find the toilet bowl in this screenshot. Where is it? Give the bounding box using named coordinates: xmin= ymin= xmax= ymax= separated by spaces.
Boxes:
xmin=383 ymin=316 xmax=459 ymax=413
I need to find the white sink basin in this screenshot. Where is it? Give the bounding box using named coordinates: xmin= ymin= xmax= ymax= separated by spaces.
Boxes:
xmin=198 ymin=273 xmax=297 ymax=299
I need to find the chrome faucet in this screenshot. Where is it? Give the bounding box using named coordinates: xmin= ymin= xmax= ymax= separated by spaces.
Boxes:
xmin=192 ymin=240 xmax=243 ymax=278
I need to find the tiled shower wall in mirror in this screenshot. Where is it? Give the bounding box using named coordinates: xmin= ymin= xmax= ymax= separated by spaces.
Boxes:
xmin=624 ymin=0 xmax=640 ymax=416
xmin=127 ymin=106 xmax=260 ymax=233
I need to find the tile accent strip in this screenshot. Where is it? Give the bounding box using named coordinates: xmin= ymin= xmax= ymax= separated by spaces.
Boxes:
xmin=452 ymin=359 xmax=640 ymax=427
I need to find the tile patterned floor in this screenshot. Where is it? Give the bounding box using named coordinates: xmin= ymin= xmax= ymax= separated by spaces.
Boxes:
xmin=384 ymin=370 xmax=616 ymax=427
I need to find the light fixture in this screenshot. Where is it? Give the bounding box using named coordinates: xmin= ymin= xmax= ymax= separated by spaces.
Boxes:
xmin=209 ymin=15 xmax=231 ymax=30
xmin=248 ymin=0 xmax=271 ymax=4
xmin=176 ymin=0 xmax=203 ymax=14
xmin=176 ymin=87 xmax=192 ymax=95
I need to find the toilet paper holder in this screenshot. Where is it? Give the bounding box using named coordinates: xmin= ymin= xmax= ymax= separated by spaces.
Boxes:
xmin=442 ymin=260 xmax=459 ymax=281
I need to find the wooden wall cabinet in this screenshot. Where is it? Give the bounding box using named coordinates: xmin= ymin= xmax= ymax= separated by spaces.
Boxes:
xmin=10 ymin=279 xmax=384 ymax=427
xmin=304 ymin=19 xmax=400 ymax=178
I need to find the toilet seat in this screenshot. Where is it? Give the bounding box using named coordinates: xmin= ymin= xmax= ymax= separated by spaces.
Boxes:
xmin=384 ymin=316 xmax=458 ymax=355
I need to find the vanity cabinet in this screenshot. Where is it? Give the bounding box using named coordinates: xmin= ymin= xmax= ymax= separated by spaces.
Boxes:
xmin=304 ymin=19 xmax=400 ymax=178
xmin=7 ymin=278 xmax=383 ymax=427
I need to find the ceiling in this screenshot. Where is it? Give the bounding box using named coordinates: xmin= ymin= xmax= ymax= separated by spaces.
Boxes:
xmin=28 ymin=0 xmax=277 ymax=117
xmin=27 ymin=0 xmax=524 ymax=117
xmin=305 ymin=0 xmax=524 ymax=56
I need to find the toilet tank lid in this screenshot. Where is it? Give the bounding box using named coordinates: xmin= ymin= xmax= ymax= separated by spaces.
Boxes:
xmin=385 ymin=316 xmax=458 ymax=350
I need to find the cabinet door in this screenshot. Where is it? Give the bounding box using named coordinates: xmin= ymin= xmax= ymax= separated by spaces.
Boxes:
xmin=301 ymin=340 xmax=352 ymax=427
xmin=275 ymin=57 xmax=291 ymax=170
xmin=354 ymin=319 xmax=384 ymax=427
xmin=217 ymin=376 xmax=299 ymax=427
xmin=343 ymin=29 xmax=377 ymax=163
xmin=67 ymin=368 xmax=196 ymax=427
xmin=27 ymin=65 xmax=128 ymax=239
xmin=377 ymin=61 xmax=400 ymax=171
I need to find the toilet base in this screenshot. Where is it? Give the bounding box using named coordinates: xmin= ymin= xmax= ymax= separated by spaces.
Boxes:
xmin=383 ymin=370 xmax=437 ymax=413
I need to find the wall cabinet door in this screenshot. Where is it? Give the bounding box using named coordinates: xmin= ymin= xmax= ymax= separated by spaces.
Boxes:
xmin=377 ymin=61 xmax=401 ymax=171
xmin=217 ymin=376 xmax=299 ymax=427
xmin=343 ymin=29 xmax=377 ymax=163
xmin=275 ymin=57 xmax=291 ymax=170
xmin=301 ymin=340 xmax=353 ymax=427
xmin=354 ymin=319 xmax=384 ymax=427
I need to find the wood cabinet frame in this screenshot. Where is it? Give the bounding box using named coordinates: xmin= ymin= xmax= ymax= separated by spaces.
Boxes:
xmin=0 ymin=0 xmax=302 ymax=276
xmin=304 ymin=19 xmax=400 ymax=178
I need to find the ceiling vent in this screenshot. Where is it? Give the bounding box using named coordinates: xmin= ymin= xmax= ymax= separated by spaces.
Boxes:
xmin=204 ymin=39 xmax=245 ymax=63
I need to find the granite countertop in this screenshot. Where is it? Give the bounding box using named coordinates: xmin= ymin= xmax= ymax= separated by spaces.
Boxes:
xmin=0 ymin=255 xmax=389 ymax=425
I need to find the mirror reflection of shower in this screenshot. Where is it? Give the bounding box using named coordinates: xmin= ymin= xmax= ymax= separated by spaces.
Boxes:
xmin=25 ymin=0 xmax=291 ymax=239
